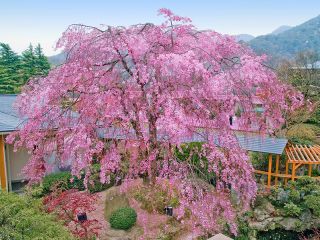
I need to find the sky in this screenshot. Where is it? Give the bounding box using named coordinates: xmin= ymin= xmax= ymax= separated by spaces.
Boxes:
xmin=1 ymin=0 xmax=320 ymax=56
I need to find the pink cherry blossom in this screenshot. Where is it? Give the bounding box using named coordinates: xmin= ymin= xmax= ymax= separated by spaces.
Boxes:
xmin=7 ymin=9 xmax=302 ymax=235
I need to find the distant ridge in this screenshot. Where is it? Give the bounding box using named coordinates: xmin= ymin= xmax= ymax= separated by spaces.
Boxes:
xmin=270 ymin=25 xmax=292 ymax=35
xmin=48 ymin=52 xmax=67 ymax=66
xmin=235 ymin=34 xmax=255 ymax=42
xmin=248 ymin=15 xmax=320 ymax=62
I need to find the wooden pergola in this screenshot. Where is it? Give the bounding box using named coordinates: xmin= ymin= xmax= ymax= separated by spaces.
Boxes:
xmin=285 ymin=144 xmax=320 ymax=182
xmin=255 ymin=144 xmax=320 ymax=188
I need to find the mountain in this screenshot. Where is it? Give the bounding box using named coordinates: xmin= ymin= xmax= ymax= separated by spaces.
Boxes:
xmin=48 ymin=52 xmax=67 ymax=66
xmin=248 ymin=15 xmax=320 ymax=62
xmin=235 ymin=34 xmax=255 ymax=42
xmin=48 ymin=15 xmax=320 ymax=66
xmin=270 ymin=25 xmax=292 ymax=35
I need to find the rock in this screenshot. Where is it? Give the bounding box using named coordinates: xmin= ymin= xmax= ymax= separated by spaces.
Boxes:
xmin=249 ymin=216 xmax=284 ymax=232
xmin=279 ymin=217 xmax=302 ymax=230
xmin=253 ymin=207 xmax=270 ymax=221
xmin=264 ymin=202 xmax=275 ymax=215
xmin=208 ymin=233 xmax=233 ymax=240
xmin=249 ymin=218 xmax=274 ymax=231
xmin=299 ymin=209 xmax=312 ymax=222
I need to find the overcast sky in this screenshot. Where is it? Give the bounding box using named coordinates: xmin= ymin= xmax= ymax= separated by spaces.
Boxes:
xmin=1 ymin=0 xmax=320 ymax=56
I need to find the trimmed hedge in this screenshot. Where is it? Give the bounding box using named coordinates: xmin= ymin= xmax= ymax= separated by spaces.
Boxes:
xmin=40 ymin=165 xmax=115 ymax=195
xmin=42 ymin=171 xmax=84 ymax=195
xmin=0 ymin=191 xmax=73 ymax=239
xmin=109 ymin=207 xmax=137 ymax=230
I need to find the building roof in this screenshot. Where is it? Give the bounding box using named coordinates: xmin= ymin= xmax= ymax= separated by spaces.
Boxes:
xmin=0 ymin=95 xmax=288 ymax=154
xmin=0 ymin=95 xmax=22 ymax=133
xmin=236 ymin=133 xmax=288 ymax=155
xmin=183 ymin=131 xmax=288 ymax=155
xmin=100 ymin=127 xmax=288 ymax=155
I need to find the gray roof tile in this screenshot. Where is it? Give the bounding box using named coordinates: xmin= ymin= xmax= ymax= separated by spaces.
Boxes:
xmin=0 ymin=95 xmax=22 ymax=132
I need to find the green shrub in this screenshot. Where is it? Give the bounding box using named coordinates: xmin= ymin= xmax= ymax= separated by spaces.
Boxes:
xmin=288 ymin=189 xmax=301 ymax=203
xmin=304 ymin=195 xmax=320 ymax=216
xmin=24 ymin=184 xmax=44 ymax=198
xmin=42 ymin=171 xmax=84 ymax=194
xmin=109 ymin=207 xmax=137 ymax=230
xmin=0 ymin=191 xmax=73 ymax=239
xmin=283 ymin=202 xmax=302 ymax=217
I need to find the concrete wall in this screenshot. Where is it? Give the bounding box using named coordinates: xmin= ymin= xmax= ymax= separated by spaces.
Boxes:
xmin=7 ymin=144 xmax=29 ymax=181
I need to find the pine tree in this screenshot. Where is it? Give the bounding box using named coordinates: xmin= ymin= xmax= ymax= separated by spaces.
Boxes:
xmin=0 ymin=43 xmax=51 ymax=94
xmin=21 ymin=44 xmax=37 ymax=84
xmin=34 ymin=44 xmax=50 ymax=76
xmin=0 ymin=43 xmax=21 ymax=94
xmin=21 ymin=44 xmax=51 ymax=85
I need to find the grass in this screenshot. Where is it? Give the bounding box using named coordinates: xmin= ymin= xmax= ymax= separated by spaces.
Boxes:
xmin=104 ymin=188 xmax=129 ymax=220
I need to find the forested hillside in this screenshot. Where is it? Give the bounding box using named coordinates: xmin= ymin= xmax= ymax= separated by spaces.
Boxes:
xmin=249 ymin=15 xmax=320 ymax=63
xmin=0 ymin=43 xmax=50 ymax=94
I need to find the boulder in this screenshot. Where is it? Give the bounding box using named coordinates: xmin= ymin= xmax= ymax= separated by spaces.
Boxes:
xmin=253 ymin=207 xmax=270 ymax=221
xmin=279 ymin=217 xmax=302 ymax=230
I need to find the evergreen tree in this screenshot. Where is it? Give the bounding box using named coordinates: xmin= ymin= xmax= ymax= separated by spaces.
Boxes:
xmin=21 ymin=44 xmax=50 ymax=85
xmin=0 ymin=43 xmax=21 ymax=94
xmin=0 ymin=43 xmax=51 ymax=94
xmin=34 ymin=44 xmax=50 ymax=75
xmin=21 ymin=44 xmax=37 ymax=83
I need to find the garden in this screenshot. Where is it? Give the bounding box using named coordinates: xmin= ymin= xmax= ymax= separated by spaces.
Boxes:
xmin=1 ymin=7 xmax=320 ymax=240
xmin=1 ymin=146 xmax=320 ymax=239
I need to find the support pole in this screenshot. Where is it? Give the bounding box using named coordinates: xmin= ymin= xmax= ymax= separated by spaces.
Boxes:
xmin=308 ymin=164 xmax=312 ymax=177
xmin=285 ymin=157 xmax=289 ymax=185
xmin=267 ymin=154 xmax=273 ymax=188
xmin=292 ymin=163 xmax=296 ymax=182
xmin=275 ymin=155 xmax=280 ymax=186
xmin=0 ymin=135 xmax=7 ymax=191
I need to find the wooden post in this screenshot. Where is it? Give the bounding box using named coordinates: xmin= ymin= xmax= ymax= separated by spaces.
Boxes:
xmin=292 ymin=163 xmax=296 ymax=182
xmin=267 ymin=154 xmax=273 ymax=188
xmin=285 ymin=157 xmax=289 ymax=185
xmin=0 ymin=135 xmax=7 ymax=191
xmin=308 ymin=164 xmax=312 ymax=177
xmin=275 ymin=155 xmax=280 ymax=186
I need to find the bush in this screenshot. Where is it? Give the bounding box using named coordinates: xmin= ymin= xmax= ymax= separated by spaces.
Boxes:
xmin=109 ymin=207 xmax=137 ymax=230
xmin=283 ymin=202 xmax=302 ymax=217
xmin=42 ymin=171 xmax=84 ymax=195
xmin=0 ymin=191 xmax=73 ymax=239
xmin=304 ymin=195 xmax=320 ymax=216
xmin=44 ymin=189 xmax=101 ymax=239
